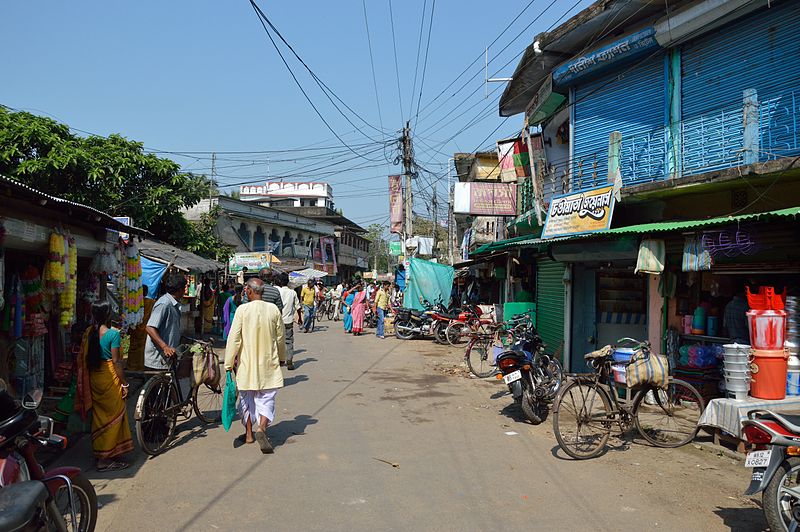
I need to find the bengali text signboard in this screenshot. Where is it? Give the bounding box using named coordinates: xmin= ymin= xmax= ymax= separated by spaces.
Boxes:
xmin=389 ymin=175 xmax=403 ymax=234
xmin=541 ymin=185 xmax=615 ymax=239
xmin=453 ymin=182 xmax=517 ymax=216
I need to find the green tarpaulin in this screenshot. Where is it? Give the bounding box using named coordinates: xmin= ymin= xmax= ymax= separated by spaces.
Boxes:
xmin=405 ymin=258 xmax=455 ymax=311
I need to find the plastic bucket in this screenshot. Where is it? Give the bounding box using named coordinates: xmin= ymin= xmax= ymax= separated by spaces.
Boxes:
xmin=787 ymin=370 xmax=800 ymax=396
xmin=611 ymin=363 xmax=627 ymax=385
xmin=723 ymin=369 xmax=751 ymax=380
xmin=724 ymin=343 xmax=751 ymax=357
xmin=750 ymin=349 xmax=789 ymax=400
xmin=613 ymin=348 xmax=636 ymax=363
xmin=747 ymin=310 xmax=787 ymax=350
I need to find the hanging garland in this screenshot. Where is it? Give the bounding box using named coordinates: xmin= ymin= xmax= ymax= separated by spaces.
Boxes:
xmin=43 ymin=230 xmax=66 ymax=292
xmin=121 ymin=240 xmax=144 ymax=329
xmin=59 ymin=234 xmax=77 ymax=328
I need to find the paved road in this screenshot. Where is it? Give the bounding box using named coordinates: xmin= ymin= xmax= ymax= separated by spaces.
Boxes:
xmin=81 ymin=323 xmax=764 ymax=531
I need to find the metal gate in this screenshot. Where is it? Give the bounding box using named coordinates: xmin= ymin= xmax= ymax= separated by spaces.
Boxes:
xmin=572 ymin=53 xmax=666 ymax=190
xmin=536 ymin=259 xmax=565 ymax=362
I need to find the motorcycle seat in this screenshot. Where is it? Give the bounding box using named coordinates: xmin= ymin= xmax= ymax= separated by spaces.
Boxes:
xmin=0 ymin=481 xmax=48 ymax=531
xmin=757 ymin=411 xmax=800 ymax=433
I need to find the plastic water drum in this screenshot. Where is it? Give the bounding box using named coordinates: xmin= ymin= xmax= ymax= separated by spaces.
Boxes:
xmin=750 ymin=349 xmax=789 ymax=400
xmin=747 ymin=310 xmax=787 ymax=350
xmin=788 ymin=356 xmax=800 ymax=396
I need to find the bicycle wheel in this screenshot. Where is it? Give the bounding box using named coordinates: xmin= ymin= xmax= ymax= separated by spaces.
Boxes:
xmin=326 ymin=302 xmax=335 ymax=321
xmin=553 ymin=379 xmax=613 ymax=460
xmin=445 ymin=322 xmax=467 ymax=346
xmin=465 ymin=336 xmax=496 ymax=378
xmin=317 ymin=304 xmax=327 ymax=322
xmin=135 ymin=375 xmax=178 ymax=456
xmin=193 ymin=381 xmax=223 ymax=424
xmin=633 ymin=377 xmax=704 ymax=448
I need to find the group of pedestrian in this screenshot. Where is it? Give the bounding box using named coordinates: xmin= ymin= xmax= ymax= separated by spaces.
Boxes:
xmin=337 ymin=280 xmax=392 ymax=338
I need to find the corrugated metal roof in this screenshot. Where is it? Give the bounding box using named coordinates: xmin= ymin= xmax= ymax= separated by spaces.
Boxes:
xmin=476 ymin=207 xmax=800 ymax=252
xmin=0 ymin=174 xmax=148 ymax=235
xmin=137 ymin=238 xmax=223 ymax=273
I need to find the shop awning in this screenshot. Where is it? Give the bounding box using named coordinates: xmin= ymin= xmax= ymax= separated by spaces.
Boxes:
xmin=477 ymin=206 xmax=800 ymax=252
xmin=138 ymin=238 xmax=223 ymax=273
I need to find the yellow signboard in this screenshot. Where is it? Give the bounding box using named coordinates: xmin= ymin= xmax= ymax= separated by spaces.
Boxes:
xmin=541 ymin=185 xmax=616 ymax=239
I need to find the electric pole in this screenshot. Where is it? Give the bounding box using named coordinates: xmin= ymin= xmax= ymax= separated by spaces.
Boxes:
xmin=210 ymin=152 xmax=217 ymax=204
xmin=431 ymin=183 xmax=438 ymax=259
xmin=402 ymin=121 xmax=414 ymax=254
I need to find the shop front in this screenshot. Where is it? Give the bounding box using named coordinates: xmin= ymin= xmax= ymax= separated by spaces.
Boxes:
xmin=0 ymin=177 xmax=145 ymax=411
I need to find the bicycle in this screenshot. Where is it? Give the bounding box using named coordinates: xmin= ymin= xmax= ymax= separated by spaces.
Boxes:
xmin=134 ymin=337 xmax=223 ymax=456
xmin=552 ymin=339 xmax=705 ymax=460
xmin=463 ymin=312 xmax=536 ymax=378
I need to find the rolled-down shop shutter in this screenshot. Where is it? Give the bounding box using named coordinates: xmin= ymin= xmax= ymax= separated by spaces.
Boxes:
xmin=536 ymin=259 xmax=566 ymax=360
xmin=572 ymin=53 xmax=666 ymax=190
xmin=681 ymin=2 xmax=800 ymax=173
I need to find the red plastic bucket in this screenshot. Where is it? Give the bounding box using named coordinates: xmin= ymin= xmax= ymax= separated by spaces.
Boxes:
xmin=747 ymin=310 xmax=787 ymax=350
xmin=750 ymin=349 xmax=789 ymax=400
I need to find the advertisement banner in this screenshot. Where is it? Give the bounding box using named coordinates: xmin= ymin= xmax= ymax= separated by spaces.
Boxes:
xmin=320 ymin=236 xmax=338 ymax=274
xmin=389 ymin=241 xmax=403 ymax=256
xmin=453 ymin=182 xmax=517 ymax=216
xmin=541 ymin=185 xmax=616 ymax=239
xmin=228 ymin=252 xmax=273 ymax=273
xmin=389 ymin=175 xmax=403 ymax=234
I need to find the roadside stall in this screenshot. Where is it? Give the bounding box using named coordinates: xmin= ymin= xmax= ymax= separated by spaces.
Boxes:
xmin=0 ymin=176 xmax=145 ymax=417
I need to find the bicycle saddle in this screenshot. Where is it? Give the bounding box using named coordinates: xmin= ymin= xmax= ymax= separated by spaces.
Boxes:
xmin=584 ymin=345 xmax=613 ymax=360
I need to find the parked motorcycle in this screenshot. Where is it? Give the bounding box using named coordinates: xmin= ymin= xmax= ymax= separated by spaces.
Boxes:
xmin=0 ymin=384 xmax=97 ymax=531
xmin=445 ymin=304 xmax=494 ymax=346
xmin=742 ymin=410 xmax=800 ymax=531
xmin=394 ymin=299 xmax=445 ymax=340
xmin=0 ymin=480 xmax=65 ymax=531
xmin=494 ymin=315 xmax=563 ymax=425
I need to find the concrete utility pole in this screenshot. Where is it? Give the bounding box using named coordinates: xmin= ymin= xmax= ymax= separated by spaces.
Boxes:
xmin=210 ymin=152 xmax=217 ymax=204
xmin=402 ymin=121 xmax=414 ymax=253
xmin=447 ymin=157 xmax=455 ymax=265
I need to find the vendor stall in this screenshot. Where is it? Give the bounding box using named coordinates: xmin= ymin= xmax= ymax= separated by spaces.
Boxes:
xmin=0 ymin=176 xmax=145 ymax=409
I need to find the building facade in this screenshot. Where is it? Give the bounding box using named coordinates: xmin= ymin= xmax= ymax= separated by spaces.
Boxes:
xmin=472 ymin=0 xmax=800 ymax=376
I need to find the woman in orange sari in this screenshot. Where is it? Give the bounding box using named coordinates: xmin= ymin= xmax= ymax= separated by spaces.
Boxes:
xmin=76 ymin=303 xmax=134 ymax=471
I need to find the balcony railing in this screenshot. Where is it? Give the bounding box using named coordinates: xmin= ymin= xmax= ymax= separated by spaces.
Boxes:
xmin=568 ymin=87 xmax=800 ymax=193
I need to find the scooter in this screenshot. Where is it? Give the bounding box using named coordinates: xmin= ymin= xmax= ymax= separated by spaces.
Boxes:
xmin=0 ymin=384 xmax=97 ymax=531
xmin=742 ymin=410 xmax=800 ymax=531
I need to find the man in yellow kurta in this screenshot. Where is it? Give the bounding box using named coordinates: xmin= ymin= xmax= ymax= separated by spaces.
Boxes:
xmin=224 ymin=278 xmax=285 ymax=454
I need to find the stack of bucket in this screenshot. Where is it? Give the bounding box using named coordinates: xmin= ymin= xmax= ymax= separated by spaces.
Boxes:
xmin=746 ymin=286 xmax=788 ymax=400
xmin=722 ymin=344 xmax=751 ymax=400
xmin=786 ymin=296 xmax=800 ymax=396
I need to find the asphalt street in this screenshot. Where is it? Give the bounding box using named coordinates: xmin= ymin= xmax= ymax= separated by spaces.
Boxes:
xmin=69 ymin=322 xmax=766 ymax=531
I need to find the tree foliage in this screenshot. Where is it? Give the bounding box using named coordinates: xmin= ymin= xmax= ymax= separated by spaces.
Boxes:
xmin=0 ymin=107 xmax=229 ymax=259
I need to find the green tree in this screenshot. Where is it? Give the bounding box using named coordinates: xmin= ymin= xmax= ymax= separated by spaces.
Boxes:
xmin=411 ymin=215 xmax=449 ymax=259
xmin=365 ymin=223 xmax=390 ymax=272
xmin=0 ymin=107 xmax=230 ymax=259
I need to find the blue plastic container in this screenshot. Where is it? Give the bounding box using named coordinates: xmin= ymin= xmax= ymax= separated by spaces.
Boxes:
xmin=613 ymin=348 xmax=636 ymax=363
xmin=707 ymin=316 xmax=719 ymax=337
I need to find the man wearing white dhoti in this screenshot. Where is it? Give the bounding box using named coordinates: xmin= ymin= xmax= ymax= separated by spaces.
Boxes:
xmin=224 ymin=277 xmax=286 ymax=454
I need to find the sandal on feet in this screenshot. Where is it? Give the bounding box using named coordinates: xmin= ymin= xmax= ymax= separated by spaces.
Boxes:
xmin=97 ymin=460 xmax=129 ymax=472
xmin=236 ymin=434 xmax=255 ymax=445
xmin=255 ymin=431 xmax=274 ymax=454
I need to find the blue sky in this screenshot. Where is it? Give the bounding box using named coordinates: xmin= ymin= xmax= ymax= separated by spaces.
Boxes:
xmin=1 ymin=0 xmax=590 ymax=229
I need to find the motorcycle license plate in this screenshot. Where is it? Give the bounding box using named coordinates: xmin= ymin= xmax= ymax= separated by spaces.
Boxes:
xmin=745 ymin=450 xmax=772 ymax=468
xmin=503 ymin=370 xmax=522 ymax=385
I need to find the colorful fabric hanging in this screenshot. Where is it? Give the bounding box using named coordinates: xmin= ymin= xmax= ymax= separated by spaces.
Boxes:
xmin=635 ymin=239 xmax=665 ymax=275
xmin=121 ymin=240 xmax=144 ymax=329
xmin=682 ymin=235 xmax=713 ymax=272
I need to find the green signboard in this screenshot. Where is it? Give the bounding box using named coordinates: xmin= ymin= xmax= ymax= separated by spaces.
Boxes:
xmin=389 ymin=241 xmax=403 ymax=256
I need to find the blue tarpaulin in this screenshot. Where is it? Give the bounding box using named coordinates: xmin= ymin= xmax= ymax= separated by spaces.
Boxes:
xmin=405 ymin=258 xmax=455 ymax=311
xmin=141 ymin=256 xmax=167 ymax=298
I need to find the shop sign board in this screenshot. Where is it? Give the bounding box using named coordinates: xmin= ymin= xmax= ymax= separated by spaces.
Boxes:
xmin=453 ymin=182 xmax=517 ymax=216
xmin=542 ymin=185 xmax=616 ymax=239
xmin=389 ymin=241 xmax=403 ymax=256
xmin=228 ymin=252 xmax=273 ymax=273
xmin=389 ymin=175 xmax=403 ymax=234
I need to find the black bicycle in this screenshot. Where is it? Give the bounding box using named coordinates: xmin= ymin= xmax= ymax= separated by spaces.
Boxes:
xmin=134 ymin=338 xmax=223 ymax=456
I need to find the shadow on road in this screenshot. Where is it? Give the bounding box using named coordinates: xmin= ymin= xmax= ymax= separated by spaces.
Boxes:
xmin=284 ymin=374 xmax=310 ymax=386
xmin=269 ymin=415 xmax=319 ymax=446
xmin=292 ymin=357 xmax=317 ymax=369
xmin=712 ymin=506 xmax=766 ymax=531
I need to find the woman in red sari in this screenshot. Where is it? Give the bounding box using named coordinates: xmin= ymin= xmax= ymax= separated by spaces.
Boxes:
xmin=350 ymin=282 xmax=368 ymax=336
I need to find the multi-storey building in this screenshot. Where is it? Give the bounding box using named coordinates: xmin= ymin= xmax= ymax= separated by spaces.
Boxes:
xmin=473 ymin=0 xmax=800 ymax=373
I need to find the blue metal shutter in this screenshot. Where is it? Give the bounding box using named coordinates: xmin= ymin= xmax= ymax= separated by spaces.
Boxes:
xmin=572 ymin=53 xmax=666 ymax=191
xmin=682 ymin=2 xmax=800 ymax=174
xmin=536 ymin=259 xmax=565 ymax=361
